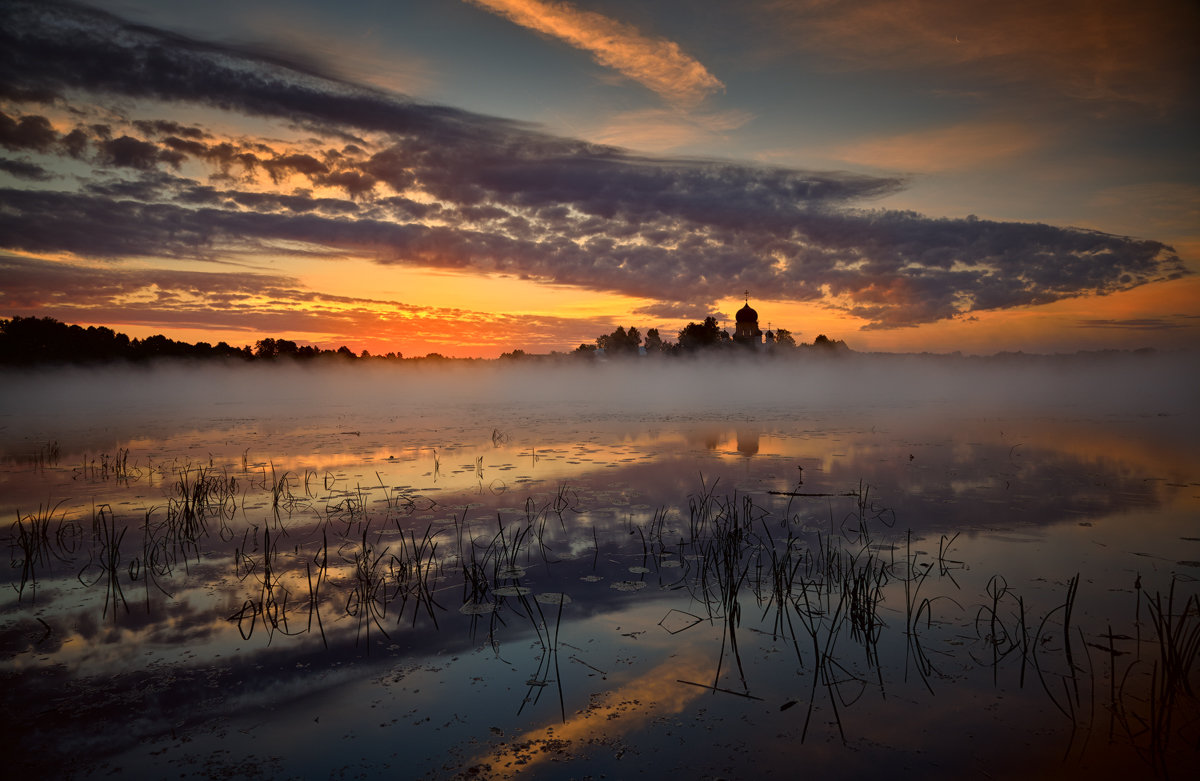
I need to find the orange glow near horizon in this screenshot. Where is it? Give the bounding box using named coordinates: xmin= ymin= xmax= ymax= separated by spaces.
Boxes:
xmin=24 ymin=271 xmax=1199 ymax=359
xmin=10 ymin=241 xmax=1197 ymax=359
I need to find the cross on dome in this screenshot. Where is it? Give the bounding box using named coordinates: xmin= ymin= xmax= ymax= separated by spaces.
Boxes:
xmin=733 ymin=291 xmax=765 ymax=347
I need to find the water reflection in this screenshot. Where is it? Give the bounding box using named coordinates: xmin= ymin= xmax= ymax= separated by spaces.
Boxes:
xmin=460 ymin=643 xmax=714 ymax=779
xmin=2 ymin=360 xmax=1198 ymax=779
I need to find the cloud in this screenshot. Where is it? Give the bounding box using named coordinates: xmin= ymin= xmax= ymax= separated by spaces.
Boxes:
xmin=1076 ymin=317 xmax=1195 ymax=331
xmin=831 ymin=121 xmax=1047 ymax=173
xmin=0 ymin=157 xmax=51 ymax=180
xmin=99 ymin=135 xmax=185 ymax=170
xmin=0 ymin=254 xmax=605 ymax=354
xmin=3 ymin=185 xmax=1180 ymax=330
xmin=0 ymin=111 xmax=58 ymax=151
xmin=0 ymin=0 xmax=1186 ymax=333
xmin=1088 ymin=183 xmax=1200 ymax=237
xmin=586 ymin=108 xmax=755 ymax=153
xmin=760 ymin=0 xmax=1199 ymax=111
xmin=0 ymin=253 xmax=306 ymax=312
xmin=466 ymin=0 xmax=724 ymax=107
xmin=632 ymin=301 xmax=719 ymax=321
xmin=132 ymin=119 xmax=208 ymax=140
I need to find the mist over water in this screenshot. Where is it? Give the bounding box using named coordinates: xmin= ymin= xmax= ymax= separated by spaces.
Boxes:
xmin=2 ymin=351 xmax=1195 ymax=446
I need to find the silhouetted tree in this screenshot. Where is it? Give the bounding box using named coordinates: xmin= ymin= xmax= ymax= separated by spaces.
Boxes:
xmin=254 ymin=338 xmax=278 ymax=359
xmin=0 ymin=316 xmax=403 ymax=365
xmin=596 ymin=325 xmax=642 ymax=355
xmin=677 ymin=316 xmax=728 ymax=352
xmin=0 ymin=316 xmax=137 ymax=364
xmin=811 ymin=334 xmax=848 ymax=352
xmin=644 ymin=328 xmax=664 ymax=353
xmin=136 ymin=334 xmax=191 ymax=360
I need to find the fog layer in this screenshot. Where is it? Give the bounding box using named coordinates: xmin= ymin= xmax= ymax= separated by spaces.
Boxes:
xmin=0 ymin=352 xmax=1194 ymax=455
xmin=2 ymin=352 xmax=1196 ymax=419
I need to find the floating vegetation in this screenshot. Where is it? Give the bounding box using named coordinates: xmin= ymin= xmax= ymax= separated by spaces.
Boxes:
xmin=459 ymin=601 xmax=498 ymax=615
xmin=610 ymin=580 xmax=647 ymax=591
xmin=534 ymin=592 xmax=572 ymax=605
xmin=494 ymin=585 xmax=532 ymax=596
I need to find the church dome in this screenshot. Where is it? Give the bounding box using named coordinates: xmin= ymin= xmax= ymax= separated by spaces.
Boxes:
xmin=735 ymin=303 xmax=758 ymax=323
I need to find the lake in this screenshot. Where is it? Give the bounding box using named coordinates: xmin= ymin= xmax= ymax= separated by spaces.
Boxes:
xmin=2 ymin=353 xmax=1197 ymax=779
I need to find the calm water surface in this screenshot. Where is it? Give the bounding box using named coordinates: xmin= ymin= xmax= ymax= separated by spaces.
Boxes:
xmin=2 ymin=356 xmax=1197 ymax=779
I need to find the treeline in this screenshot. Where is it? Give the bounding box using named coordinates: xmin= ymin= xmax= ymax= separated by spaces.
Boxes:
xmin=565 ymin=317 xmax=847 ymax=358
xmin=0 ymin=316 xmax=411 ymax=367
xmin=0 ymin=315 xmax=848 ymax=367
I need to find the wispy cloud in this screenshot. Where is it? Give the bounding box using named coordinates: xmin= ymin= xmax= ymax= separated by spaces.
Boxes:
xmin=1077 ymin=317 xmax=1196 ymax=331
xmin=1089 ymin=183 xmax=1200 ymax=237
xmin=586 ymin=107 xmax=754 ymax=153
xmin=0 ymin=0 xmax=1186 ymax=336
xmin=465 ymin=0 xmax=724 ymax=107
xmin=831 ymin=121 xmax=1047 ymax=173
xmin=760 ymin=0 xmax=1199 ymax=111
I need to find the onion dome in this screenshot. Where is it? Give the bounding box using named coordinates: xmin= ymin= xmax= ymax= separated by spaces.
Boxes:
xmin=735 ymin=303 xmax=758 ymax=323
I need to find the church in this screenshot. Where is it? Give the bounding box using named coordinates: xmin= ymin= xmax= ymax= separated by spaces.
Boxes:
xmin=732 ymin=294 xmax=773 ymax=349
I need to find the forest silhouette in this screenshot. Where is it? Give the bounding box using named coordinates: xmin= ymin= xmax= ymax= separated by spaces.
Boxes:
xmin=0 ymin=316 xmax=847 ymax=367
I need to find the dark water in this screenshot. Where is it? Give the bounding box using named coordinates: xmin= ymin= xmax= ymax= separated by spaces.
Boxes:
xmin=2 ymin=355 xmax=1197 ymax=779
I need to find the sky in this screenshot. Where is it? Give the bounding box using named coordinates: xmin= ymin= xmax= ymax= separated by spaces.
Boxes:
xmin=1 ymin=0 xmax=1197 ymax=358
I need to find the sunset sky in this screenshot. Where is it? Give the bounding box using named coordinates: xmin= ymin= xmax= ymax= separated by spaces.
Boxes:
xmin=2 ymin=0 xmax=1197 ymax=357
